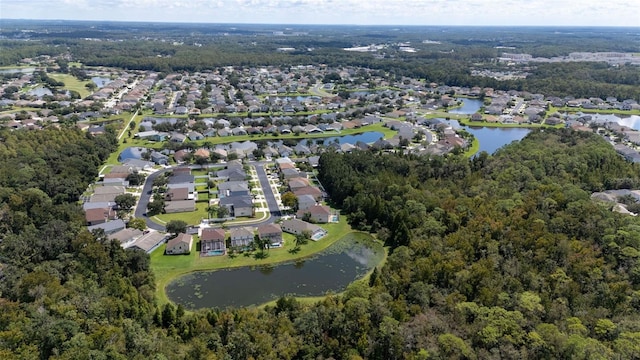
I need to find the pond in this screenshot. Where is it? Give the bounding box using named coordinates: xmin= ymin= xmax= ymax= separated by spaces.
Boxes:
xmin=91 ymin=76 xmax=112 ymax=88
xmin=321 ymin=131 xmax=384 ymax=145
xmin=445 ymin=119 xmax=531 ymax=155
xmin=166 ymin=233 xmax=384 ymax=309
xmin=118 ymin=147 xmax=148 ymax=162
xmin=448 ymin=98 xmax=484 ymax=115
xmin=27 ymin=87 xmax=53 ymax=97
xmin=616 ymin=115 xmax=640 ymax=131
xmin=0 ymin=67 xmax=36 ymax=74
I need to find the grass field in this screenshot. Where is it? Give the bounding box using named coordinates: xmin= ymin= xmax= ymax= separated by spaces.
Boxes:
xmin=150 ymin=216 xmax=354 ymax=306
xmin=154 ymin=202 xmax=209 ymax=225
xmin=49 ymin=73 xmax=92 ymax=99
xmin=464 ymin=137 xmax=480 ymax=157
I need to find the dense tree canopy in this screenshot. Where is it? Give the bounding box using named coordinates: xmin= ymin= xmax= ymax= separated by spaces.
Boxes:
xmin=3 ymin=123 xmax=640 ymax=358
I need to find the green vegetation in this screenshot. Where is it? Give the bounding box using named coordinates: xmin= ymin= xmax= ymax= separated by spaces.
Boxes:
xmin=154 ymin=202 xmax=209 ymax=225
xmin=48 ymin=72 xmax=92 ymax=98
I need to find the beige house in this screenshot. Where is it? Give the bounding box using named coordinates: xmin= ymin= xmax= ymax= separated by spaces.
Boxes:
xmin=165 ymin=233 xmax=193 ymax=255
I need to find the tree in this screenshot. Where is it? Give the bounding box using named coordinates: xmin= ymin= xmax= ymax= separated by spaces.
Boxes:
xmin=206 ymin=205 xmax=218 ymax=219
xmin=166 ymin=220 xmax=187 ymax=235
xmin=115 ymin=193 xmax=137 ymax=211
xmin=281 ymin=192 xmax=298 ymax=211
xmin=127 ymin=217 xmax=147 ymax=231
xmin=147 ymin=199 xmax=165 ymax=216
xmin=126 ymin=172 xmax=146 ymax=186
xmin=217 ymin=206 xmax=229 ymax=219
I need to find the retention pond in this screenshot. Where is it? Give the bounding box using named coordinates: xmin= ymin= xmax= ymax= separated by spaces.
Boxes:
xmin=166 ymin=232 xmax=384 ymax=309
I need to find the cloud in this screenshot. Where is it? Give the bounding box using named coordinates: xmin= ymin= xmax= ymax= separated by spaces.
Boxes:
xmin=2 ymin=0 xmax=639 ymax=26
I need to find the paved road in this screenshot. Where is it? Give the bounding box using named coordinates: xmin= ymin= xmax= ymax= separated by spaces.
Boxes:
xmin=135 ymin=162 xmax=281 ymax=231
xmin=253 ymin=163 xmax=281 ymax=221
xmin=134 ymin=166 xmax=174 ymax=231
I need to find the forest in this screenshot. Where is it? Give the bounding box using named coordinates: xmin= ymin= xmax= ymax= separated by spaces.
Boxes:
xmin=2 ymin=125 xmax=640 ymax=358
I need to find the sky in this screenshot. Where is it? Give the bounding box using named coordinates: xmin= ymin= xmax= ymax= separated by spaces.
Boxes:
xmin=2 ymin=0 xmax=640 ymax=27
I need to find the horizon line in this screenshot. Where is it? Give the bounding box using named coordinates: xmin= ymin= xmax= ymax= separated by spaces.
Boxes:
xmin=3 ymin=18 xmax=639 ymax=29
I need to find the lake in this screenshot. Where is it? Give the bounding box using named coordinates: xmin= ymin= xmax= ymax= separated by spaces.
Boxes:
xmin=92 ymin=76 xmax=112 ymax=88
xmin=616 ymin=115 xmax=640 ymax=131
xmin=445 ymin=119 xmax=531 ymax=155
xmin=0 ymin=67 xmax=36 ymax=74
xmin=322 ymin=131 xmax=384 ymax=145
xmin=166 ymin=233 xmax=384 ymax=309
xmin=448 ymin=98 xmax=484 ymax=115
xmin=27 ymin=87 xmax=53 ymax=97
xmin=118 ymin=147 xmax=147 ymax=161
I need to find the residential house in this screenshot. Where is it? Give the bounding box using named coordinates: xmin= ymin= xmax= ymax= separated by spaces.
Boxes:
xmin=170 ymin=133 xmax=187 ymax=143
xmin=166 ymin=233 xmax=193 ymax=255
xmin=220 ymin=195 xmax=254 ymax=217
xmin=108 ymin=228 xmax=143 ymax=248
xmin=165 ymin=187 xmax=191 ymax=201
xmin=169 ymin=174 xmax=195 ymax=185
xmin=164 ymin=199 xmax=196 ymax=213
xmin=151 ymin=151 xmax=169 ymax=165
xmin=187 ymin=131 xmax=204 ymax=141
xmin=87 ymin=219 xmax=126 ymax=235
xmin=229 ymin=227 xmax=254 ymax=248
xmin=90 ymin=193 xmax=120 ymax=203
xmin=288 ymin=177 xmax=310 ymax=191
xmin=216 ymin=168 xmax=247 ymax=182
xmin=257 ymin=223 xmax=283 ymax=247
xmin=293 ymin=186 xmax=323 ymax=201
xmin=85 ymin=207 xmax=116 ymax=226
xmin=281 ymin=219 xmax=326 ymax=240
xmin=200 ymin=228 xmax=226 ymax=255
xmin=217 ymin=181 xmax=250 ymax=197
xmin=297 ymin=205 xmax=332 ymax=223
xmin=128 ymin=231 xmax=166 ymax=253
xmin=93 ymin=186 xmax=125 ymax=196
xmin=281 ymin=168 xmax=301 ymax=180
xmin=297 ymin=194 xmax=317 ymax=211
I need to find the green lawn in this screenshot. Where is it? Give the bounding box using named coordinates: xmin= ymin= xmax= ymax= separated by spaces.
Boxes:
xmin=464 ymin=137 xmax=480 ymax=157
xmin=197 ymin=192 xmax=210 ymax=201
xmin=150 ymin=216 xmax=354 ymax=306
xmin=49 ymin=73 xmax=92 ymax=99
xmin=154 ymin=202 xmax=209 ymax=225
xmin=191 ymin=169 xmax=209 ymax=176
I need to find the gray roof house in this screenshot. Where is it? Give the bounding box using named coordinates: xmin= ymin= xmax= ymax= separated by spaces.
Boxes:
xmin=229 ymin=227 xmax=254 ymax=248
xmin=220 ymin=195 xmax=254 ymax=217
xmin=218 ymin=181 xmax=250 ymax=197
xmin=151 ymin=151 xmax=169 ymax=165
xmin=88 ymin=219 xmax=126 ymax=235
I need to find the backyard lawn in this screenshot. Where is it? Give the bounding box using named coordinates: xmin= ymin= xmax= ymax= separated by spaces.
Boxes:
xmin=154 ymin=202 xmax=209 ymax=225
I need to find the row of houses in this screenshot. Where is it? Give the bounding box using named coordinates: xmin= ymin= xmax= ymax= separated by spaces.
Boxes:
xmin=84 ymin=164 xmax=146 ymax=235
xmin=200 ymin=218 xmax=327 ymax=257
xmin=200 ymin=224 xmax=281 ymax=256
xmin=213 ymin=160 xmax=255 ymax=218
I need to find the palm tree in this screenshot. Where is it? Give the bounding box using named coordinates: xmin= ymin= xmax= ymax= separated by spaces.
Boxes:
xmin=206 ymin=205 xmax=218 ymax=219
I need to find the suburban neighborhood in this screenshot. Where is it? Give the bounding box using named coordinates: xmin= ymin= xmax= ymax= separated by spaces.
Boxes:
xmin=2 ymin=55 xmax=640 ymax=259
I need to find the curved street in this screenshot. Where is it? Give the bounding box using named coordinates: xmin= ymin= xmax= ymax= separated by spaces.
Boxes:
xmin=135 ymin=162 xmax=281 ymax=232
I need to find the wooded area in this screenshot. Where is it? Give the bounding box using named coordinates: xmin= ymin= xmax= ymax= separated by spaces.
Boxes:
xmin=2 ymin=126 xmax=640 ymax=358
